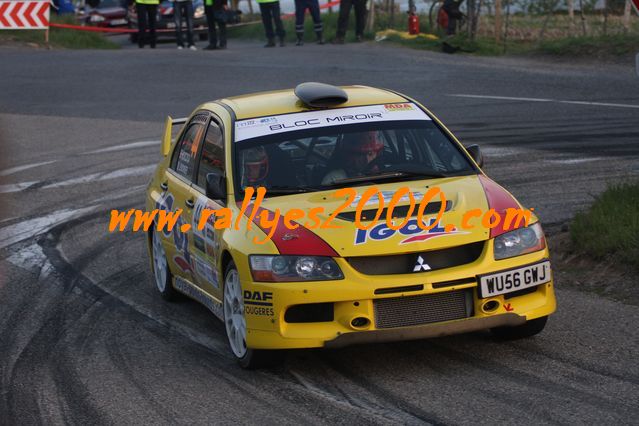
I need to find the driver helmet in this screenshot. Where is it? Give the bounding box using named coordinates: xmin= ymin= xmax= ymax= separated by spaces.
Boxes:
xmin=343 ymin=132 xmax=384 ymax=172
xmin=242 ymin=146 xmax=269 ymax=186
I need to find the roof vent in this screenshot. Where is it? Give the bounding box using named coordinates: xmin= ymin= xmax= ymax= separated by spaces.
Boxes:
xmin=294 ymin=82 xmax=348 ymax=108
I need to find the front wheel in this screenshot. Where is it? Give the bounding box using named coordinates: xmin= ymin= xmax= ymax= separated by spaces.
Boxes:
xmin=151 ymin=230 xmax=179 ymax=301
xmin=223 ymin=261 xmax=285 ymax=369
xmin=491 ymin=316 xmax=548 ymax=340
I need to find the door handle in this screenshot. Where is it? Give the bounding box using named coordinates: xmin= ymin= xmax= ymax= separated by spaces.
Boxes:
xmin=160 ymin=182 xmax=168 ymax=190
xmin=185 ymin=199 xmax=195 ymax=208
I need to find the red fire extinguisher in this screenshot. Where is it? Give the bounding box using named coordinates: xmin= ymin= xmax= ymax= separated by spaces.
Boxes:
xmin=407 ymin=0 xmax=419 ymax=35
xmin=408 ymin=12 xmax=420 ymax=35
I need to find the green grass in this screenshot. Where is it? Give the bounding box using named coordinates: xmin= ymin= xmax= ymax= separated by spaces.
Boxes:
xmin=536 ymin=33 xmax=639 ymax=58
xmin=570 ymin=181 xmax=639 ymax=270
xmin=0 ymin=15 xmax=119 ymax=49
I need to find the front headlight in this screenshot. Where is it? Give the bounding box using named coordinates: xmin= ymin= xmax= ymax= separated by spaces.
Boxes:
xmin=249 ymin=255 xmax=344 ymax=282
xmin=493 ymin=223 xmax=545 ymax=260
xmin=194 ymin=5 xmax=204 ymax=18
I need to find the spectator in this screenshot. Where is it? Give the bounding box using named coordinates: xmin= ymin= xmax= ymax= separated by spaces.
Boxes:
xmin=204 ymin=0 xmax=228 ymax=49
xmin=256 ymin=0 xmax=285 ymax=47
xmin=442 ymin=0 xmax=463 ymax=35
xmin=333 ymin=0 xmax=366 ymax=44
xmin=174 ymin=0 xmax=197 ymax=50
xmin=294 ymin=0 xmax=324 ymax=46
xmin=135 ymin=0 xmax=160 ymax=48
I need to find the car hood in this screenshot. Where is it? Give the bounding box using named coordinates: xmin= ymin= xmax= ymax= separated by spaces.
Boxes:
xmin=251 ymin=174 xmax=506 ymax=258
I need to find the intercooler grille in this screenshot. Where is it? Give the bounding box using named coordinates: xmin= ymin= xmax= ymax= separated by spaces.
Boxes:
xmin=374 ymin=289 xmax=472 ymax=329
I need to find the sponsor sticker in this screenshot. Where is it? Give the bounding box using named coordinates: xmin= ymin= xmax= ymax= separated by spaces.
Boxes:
xmin=234 ymin=103 xmax=430 ymax=142
xmin=354 ymin=218 xmax=467 ymax=245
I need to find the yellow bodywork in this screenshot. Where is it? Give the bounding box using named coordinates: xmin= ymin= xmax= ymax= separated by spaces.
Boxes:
xmin=146 ymin=85 xmax=556 ymax=350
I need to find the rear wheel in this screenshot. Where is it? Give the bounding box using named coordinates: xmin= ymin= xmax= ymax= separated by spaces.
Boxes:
xmin=491 ymin=316 xmax=548 ymax=340
xmin=223 ymin=261 xmax=285 ymax=369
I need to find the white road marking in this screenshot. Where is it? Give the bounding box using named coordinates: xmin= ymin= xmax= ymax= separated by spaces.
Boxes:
xmin=449 ymin=94 xmax=639 ymax=109
xmin=0 ymin=164 xmax=155 ymax=193
xmin=84 ymin=140 xmax=160 ymax=154
xmin=0 ymin=161 xmax=57 ymax=177
xmin=42 ymin=165 xmax=156 ymax=189
xmin=0 ymin=181 xmax=39 ymax=193
xmin=546 ymin=157 xmax=605 ymax=165
xmin=0 ymin=206 xmax=97 ymax=250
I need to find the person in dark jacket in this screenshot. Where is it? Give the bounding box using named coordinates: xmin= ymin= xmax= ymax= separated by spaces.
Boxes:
xmin=333 ymin=0 xmax=366 ymax=44
xmin=294 ymin=0 xmax=323 ymax=46
xmin=257 ymin=0 xmax=285 ymax=47
xmin=442 ymin=0 xmax=463 ymax=35
xmin=204 ymin=0 xmax=228 ymax=49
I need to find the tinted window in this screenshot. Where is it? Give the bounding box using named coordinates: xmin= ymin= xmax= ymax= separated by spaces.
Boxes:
xmin=171 ymin=123 xmax=205 ymax=180
xmin=197 ymin=122 xmax=225 ymax=187
xmin=234 ymin=121 xmax=475 ymax=194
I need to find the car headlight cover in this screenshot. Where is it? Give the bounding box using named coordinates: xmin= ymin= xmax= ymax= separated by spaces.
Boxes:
xmin=194 ymin=5 xmax=204 ymax=18
xmin=249 ymin=255 xmax=343 ymax=282
xmin=493 ymin=222 xmax=545 ymax=260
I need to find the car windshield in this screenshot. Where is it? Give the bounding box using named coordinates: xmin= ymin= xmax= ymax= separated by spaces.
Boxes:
xmin=233 ymin=108 xmax=477 ymax=196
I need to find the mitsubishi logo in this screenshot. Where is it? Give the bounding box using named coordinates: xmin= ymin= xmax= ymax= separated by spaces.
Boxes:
xmin=413 ymin=255 xmax=431 ymax=272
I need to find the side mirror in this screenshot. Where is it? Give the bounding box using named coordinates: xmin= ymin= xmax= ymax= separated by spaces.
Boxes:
xmin=206 ymin=171 xmax=226 ymax=201
xmin=466 ymin=144 xmax=484 ymax=168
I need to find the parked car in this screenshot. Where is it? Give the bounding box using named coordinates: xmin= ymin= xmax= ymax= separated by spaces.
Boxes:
xmin=127 ymin=0 xmax=207 ymax=44
xmin=77 ymin=0 xmax=128 ymax=27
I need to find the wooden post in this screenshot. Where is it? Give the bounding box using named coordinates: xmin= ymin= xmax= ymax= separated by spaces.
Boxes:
xmin=567 ymin=0 xmax=574 ymax=34
xmin=578 ymin=0 xmax=587 ymax=36
xmin=623 ymin=0 xmax=632 ymax=32
xmin=495 ymin=0 xmax=502 ymax=42
xmin=365 ymin=0 xmax=375 ymax=32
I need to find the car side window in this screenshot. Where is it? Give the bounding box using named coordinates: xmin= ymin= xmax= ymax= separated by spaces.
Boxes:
xmin=196 ymin=121 xmax=225 ymax=188
xmin=171 ymin=121 xmax=206 ymax=180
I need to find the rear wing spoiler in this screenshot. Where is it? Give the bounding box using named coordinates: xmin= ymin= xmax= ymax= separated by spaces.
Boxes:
xmin=161 ymin=116 xmax=188 ymax=157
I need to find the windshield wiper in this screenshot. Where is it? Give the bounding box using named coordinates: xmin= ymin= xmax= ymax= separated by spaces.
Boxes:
xmin=330 ymin=170 xmax=448 ymax=186
xmin=263 ymin=186 xmax=324 ymax=194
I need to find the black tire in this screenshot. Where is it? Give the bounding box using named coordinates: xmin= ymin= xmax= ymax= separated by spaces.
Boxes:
xmin=491 ymin=316 xmax=548 ymax=340
xmin=130 ymin=31 xmax=138 ymax=44
xmin=150 ymin=230 xmax=179 ymax=301
xmin=223 ymin=261 xmax=286 ymax=369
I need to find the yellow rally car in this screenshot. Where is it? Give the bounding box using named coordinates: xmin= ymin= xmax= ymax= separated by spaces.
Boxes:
xmin=146 ymin=83 xmax=556 ymax=368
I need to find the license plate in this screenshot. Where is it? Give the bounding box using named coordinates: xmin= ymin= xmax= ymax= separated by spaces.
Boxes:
xmin=478 ymin=261 xmax=551 ymax=298
xmin=110 ymin=18 xmax=127 ymax=25
xmin=166 ymin=22 xmax=175 ymax=28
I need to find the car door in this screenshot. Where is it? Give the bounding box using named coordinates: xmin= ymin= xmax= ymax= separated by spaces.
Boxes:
xmin=189 ymin=117 xmax=226 ymax=301
xmin=158 ymin=113 xmax=207 ymax=283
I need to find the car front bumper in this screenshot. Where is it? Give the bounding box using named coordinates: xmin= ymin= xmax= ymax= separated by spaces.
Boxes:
xmin=240 ymin=241 xmax=557 ymax=350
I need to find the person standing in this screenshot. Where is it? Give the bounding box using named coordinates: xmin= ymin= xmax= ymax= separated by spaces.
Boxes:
xmin=294 ymin=0 xmax=324 ymax=46
xmin=257 ymin=0 xmax=285 ymax=47
xmin=333 ymin=0 xmax=366 ymax=44
xmin=204 ymin=0 xmax=228 ymax=49
xmin=174 ymin=0 xmax=197 ymax=50
xmin=135 ymin=0 xmax=160 ymax=48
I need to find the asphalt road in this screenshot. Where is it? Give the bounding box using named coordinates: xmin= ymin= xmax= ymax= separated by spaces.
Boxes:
xmin=1 ymin=39 xmax=638 ymax=425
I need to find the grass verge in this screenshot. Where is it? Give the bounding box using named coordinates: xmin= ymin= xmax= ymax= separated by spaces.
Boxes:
xmin=570 ymin=181 xmax=639 ymax=270
xmin=0 ymin=15 xmax=119 ymax=49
